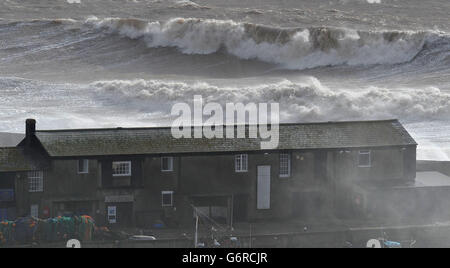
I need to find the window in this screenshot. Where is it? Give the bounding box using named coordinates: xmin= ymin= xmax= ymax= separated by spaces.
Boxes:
xmin=358 ymin=150 xmax=371 ymax=167
xmin=78 ymin=159 xmax=89 ymax=174
xmin=112 ymin=161 xmax=131 ymax=176
xmin=30 ymin=204 xmax=39 ymax=218
xmin=28 ymin=171 xmax=43 ymax=192
xmin=107 ymin=206 xmax=117 ymax=224
xmin=279 ymin=153 xmax=291 ymax=177
xmin=235 ymin=154 xmax=248 ymax=172
xmin=161 ymin=157 xmax=173 ymax=172
xmin=162 ymin=191 xmax=174 ymax=207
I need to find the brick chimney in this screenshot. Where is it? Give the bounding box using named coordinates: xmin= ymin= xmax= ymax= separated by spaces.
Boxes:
xmin=25 ymin=119 xmax=36 ymax=145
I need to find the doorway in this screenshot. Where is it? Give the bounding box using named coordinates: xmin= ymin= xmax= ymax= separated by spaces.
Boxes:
xmin=257 ymin=165 xmax=271 ymax=210
xmin=106 ymin=203 xmax=133 ymax=227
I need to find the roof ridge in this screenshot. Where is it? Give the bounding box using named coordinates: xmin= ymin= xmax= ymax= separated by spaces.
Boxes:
xmin=29 ymin=119 xmax=417 ymax=157
xmin=35 ymin=119 xmax=399 ymax=133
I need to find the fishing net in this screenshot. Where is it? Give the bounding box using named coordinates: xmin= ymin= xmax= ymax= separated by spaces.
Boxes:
xmin=0 ymin=221 xmax=15 ymax=245
xmin=0 ymin=215 xmax=95 ymax=246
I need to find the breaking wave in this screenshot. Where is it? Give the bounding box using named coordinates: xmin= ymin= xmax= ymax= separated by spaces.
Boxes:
xmin=91 ymin=78 xmax=450 ymax=122
xmin=170 ymin=0 xmax=211 ymax=10
xmin=2 ymin=17 xmax=448 ymax=71
xmin=85 ymin=17 xmax=449 ymax=70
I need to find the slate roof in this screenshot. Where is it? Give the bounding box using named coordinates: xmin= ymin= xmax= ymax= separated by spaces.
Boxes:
xmin=0 ymin=147 xmax=41 ymax=172
xmin=30 ymin=119 xmax=417 ymax=157
xmin=0 ymin=132 xmax=24 ymax=147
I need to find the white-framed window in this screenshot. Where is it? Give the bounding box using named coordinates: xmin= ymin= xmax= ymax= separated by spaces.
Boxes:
xmin=162 ymin=191 xmax=174 ymax=207
xmin=78 ymin=159 xmax=89 ymax=174
xmin=358 ymin=150 xmax=371 ymax=167
xmin=112 ymin=161 xmax=132 ymax=176
xmin=279 ymin=153 xmax=291 ymax=177
xmin=161 ymin=157 xmax=174 ymax=172
xmin=28 ymin=171 xmax=43 ymax=192
xmin=30 ymin=204 xmax=39 ymax=218
xmin=235 ymin=154 xmax=248 ymax=172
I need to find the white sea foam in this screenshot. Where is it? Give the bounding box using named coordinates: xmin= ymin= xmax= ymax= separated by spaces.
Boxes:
xmin=171 ymin=0 xmax=210 ymax=10
xmin=91 ymin=78 xmax=450 ymax=122
xmin=86 ymin=17 xmax=445 ymax=70
xmin=415 ymin=142 xmax=450 ymax=161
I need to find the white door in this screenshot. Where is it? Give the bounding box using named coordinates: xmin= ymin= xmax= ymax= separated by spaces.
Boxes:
xmin=257 ymin=166 xmax=271 ymax=209
xmin=30 ymin=204 xmax=39 ymax=218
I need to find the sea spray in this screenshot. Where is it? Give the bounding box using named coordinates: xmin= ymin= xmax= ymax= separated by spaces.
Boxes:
xmin=86 ymin=17 xmax=444 ymax=69
xmin=91 ymin=78 xmax=450 ymax=122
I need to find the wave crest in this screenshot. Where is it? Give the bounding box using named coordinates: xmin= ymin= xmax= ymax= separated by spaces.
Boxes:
xmin=86 ymin=17 xmax=447 ymax=70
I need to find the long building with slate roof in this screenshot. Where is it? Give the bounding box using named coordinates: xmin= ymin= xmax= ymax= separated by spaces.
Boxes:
xmin=1 ymin=119 xmax=418 ymax=227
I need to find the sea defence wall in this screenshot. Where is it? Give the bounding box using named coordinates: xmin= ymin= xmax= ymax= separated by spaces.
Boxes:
xmin=417 ymin=160 xmax=450 ymax=176
xmin=7 ymin=223 xmax=450 ymax=248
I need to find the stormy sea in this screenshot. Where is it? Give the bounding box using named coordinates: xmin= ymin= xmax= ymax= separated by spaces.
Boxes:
xmin=0 ymin=0 xmax=449 ymax=160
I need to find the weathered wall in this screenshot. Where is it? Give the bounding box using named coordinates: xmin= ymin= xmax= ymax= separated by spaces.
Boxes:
xmin=333 ymin=147 xmax=410 ymax=183
xmin=12 ymin=146 xmax=416 ymax=227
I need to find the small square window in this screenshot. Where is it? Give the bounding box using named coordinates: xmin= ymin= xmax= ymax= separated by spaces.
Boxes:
xmin=162 ymin=191 xmax=174 ymax=207
xmin=78 ymin=159 xmax=89 ymax=174
xmin=358 ymin=150 xmax=371 ymax=167
xmin=112 ymin=161 xmax=131 ymax=176
xmin=161 ymin=157 xmax=174 ymax=172
xmin=235 ymin=154 xmax=248 ymax=172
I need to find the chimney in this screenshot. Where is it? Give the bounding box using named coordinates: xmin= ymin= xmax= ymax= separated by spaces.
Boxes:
xmin=25 ymin=119 xmax=36 ymax=143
